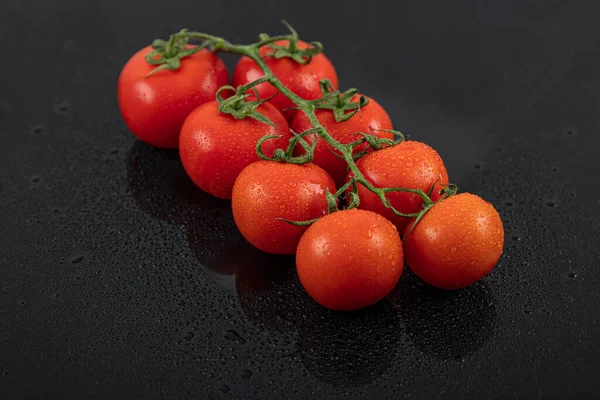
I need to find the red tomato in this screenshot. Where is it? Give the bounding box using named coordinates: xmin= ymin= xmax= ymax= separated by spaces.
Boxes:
xmin=347 ymin=141 xmax=449 ymax=232
xmin=232 ymin=40 xmax=338 ymax=121
xmin=118 ymin=46 xmax=229 ymax=148
xmin=232 ymin=161 xmax=336 ymax=255
xmin=179 ymin=101 xmax=290 ymax=199
xmin=296 ymin=209 xmax=404 ymax=311
xmin=291 ymin=95 xmax=393 ymax=186
xmin=403 ymin=193 xmax=504 ymax=290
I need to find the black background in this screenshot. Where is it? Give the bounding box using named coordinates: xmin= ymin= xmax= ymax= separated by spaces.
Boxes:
xmin=2 ymin=0 xmax=600 ymax=398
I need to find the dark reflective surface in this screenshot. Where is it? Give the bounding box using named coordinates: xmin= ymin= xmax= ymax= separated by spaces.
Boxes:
xmin=3 ymin=0 xmax=600 ymax=398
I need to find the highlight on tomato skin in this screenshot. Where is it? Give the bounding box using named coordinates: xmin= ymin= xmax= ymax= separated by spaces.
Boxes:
xmin=291 ymin=95 xmax=394 ymax=187
xmin=231 ymin=160 xmax=337 ymax=255
xmin=296 ymin=209 xmax=404 ymax=311
xmin=347 ymin=140 xmax=449 ymax=232
xmin=403 ymin=193 xmax=505 ymax=290
xmin=233 ymin=40 xmax=339 ymax=121
xmin=118 ymin=46 xmax=229 ymax=148
xmin=179 ymin=101 xmax=291 ymax=200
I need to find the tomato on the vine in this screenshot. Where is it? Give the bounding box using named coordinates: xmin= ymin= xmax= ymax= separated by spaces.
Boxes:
xmin=233 ymin=40 xmax=338 ymax=121
xmin=403 ymin=193 xmax=504 ymax=290
xmin=291 ymin=95 xmax=393 ymax=186
xmin=296 ymin=209 xmax=404 ymax=311
xmin=347 ymin=140 xmax=449 ymax=232
xmin=118 ymin=46 xmax=229 ymax=148
xmin=232 ymin=161 xmax=336 ymax=255
xmin=179 ymin=101 xmax=290 ymax=199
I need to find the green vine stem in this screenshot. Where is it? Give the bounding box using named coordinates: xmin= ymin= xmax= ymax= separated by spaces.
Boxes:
xmin=146 ymin=22 xmax=455 ymax=226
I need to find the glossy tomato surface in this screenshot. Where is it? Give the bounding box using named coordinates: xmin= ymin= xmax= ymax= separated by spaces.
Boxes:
xmin=232 ymin=161 xmax=336 ymax=255
xmin=118 ymin=46 xmax=229 ymax=148
xmin=349 ymin=140 xmax=449 ymax=232
xmin=233 ymin=40 xmax=338 ymax=121
xmin=296 ymin=209 xmax=404 ymax=311
xmin=403 ymin=193 xmax=504 ymax=290
xmin=292 ymin=95 xmax=393 ymax=186
xmin=179 ymin=101 xmax=290 ymax=199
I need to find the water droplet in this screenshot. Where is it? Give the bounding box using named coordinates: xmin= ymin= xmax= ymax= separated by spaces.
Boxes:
xmin=474 ymin=164 xmax=482 ymax=169
xmin=241 ymin=370 xmax=252 ymax=379
xmin=219 ymin=384 xmax=230 ymax=393
xmin=55 ymin=101 xmax=69 ymax=113
xmin=512 ymin=236 xmax=521 ymax=241
xmin=32 ymin=125 xmax=43 ymax=133
xmin=545 ymin=201 xmax=556 ymax=208
xmin=224 ymin=330 xmax=246 ymax=345
xmin=69 ymin=254 xmax=85 ymax=264
xmin=568 ymin=272 xmax=578 ymax=278
xmin=63 ymin=40 xmax=77 ymax=52
xmin=565 ymin=127 xmax=577 ymax=137
xmin=31 ymin=176 xmax=40 ymax=183
xmin=184 ymin=332 xmax=194 ymax=341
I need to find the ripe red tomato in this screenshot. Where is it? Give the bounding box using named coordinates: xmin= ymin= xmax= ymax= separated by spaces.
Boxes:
xmin=232 ymin=40 xmax=338 ymax=121
xmin=291 ymin=95 xmax=393 ymax=186
xmin=179 ymin=101 xmax=290 ymax=199
xmin=296 ymin=209 xmax=404 ymax=311
xmin=232 ymin=161 xmax=336 ymax=255
xmin=118 ymin=46 xmax=229 ymax=148
xmin=403 ymin=193 xmax=504 ymax=290
xmin=347 ymin=141 xmax=449 ymax=232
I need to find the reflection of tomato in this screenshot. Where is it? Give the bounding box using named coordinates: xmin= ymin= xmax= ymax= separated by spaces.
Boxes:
xmin=232 ymin=40 xmax=338 ymax=121
xmin=403 ymin=193 xmax=504 ymax=289
xmin=348 ymin=140 xmax=449 ymax=232
xmin=179 ymin=101 xmax=290 ymax=199
xmin=388 ymin=271 xmax=497 ymax=360
xmin=296 ymin=209 xmax=404 ymax=310
xmin=297 ymin=302 xmax=401 ymax=385
xmin=232 ymin=161 xmax=336 ymax=255
xmin=291 ymin=95 xmax=393 ymax=186
xmin=118 ymin=46 xmax=229 ymax=148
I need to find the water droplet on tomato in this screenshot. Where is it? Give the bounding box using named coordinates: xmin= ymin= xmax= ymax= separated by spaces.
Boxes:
xmin=365 ymin=224 xmax=378 ymax=239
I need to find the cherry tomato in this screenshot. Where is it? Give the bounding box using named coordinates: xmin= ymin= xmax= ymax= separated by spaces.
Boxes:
xmin=403 ymin=193 xmax=504 ymax=290
xmin=118 ymin=46 xmax=229 ymax=148
xmin=296 ymin=209 xmax=404 ymax=311
xmin=232 ymin=161 xmax=336 ymax=255
xmin=233 ymin=40 xmax=338 ymax=121
xmin=179 ymin=101 xmax=290 ymax=199
xmin=347 ymin=140 xmax=449 ymax=232
xmin=291 ymin=95 xmax=393 ymax=186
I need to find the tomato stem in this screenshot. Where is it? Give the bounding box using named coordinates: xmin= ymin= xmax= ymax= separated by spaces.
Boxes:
xmin=147 ymin=21 xmax=445 ymax=222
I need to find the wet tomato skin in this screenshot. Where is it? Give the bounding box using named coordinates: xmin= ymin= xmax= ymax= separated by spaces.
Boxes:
xmin=403 ymin=193 xmax=504 ymax=290
xmin=292 ymin=95 xmax=394 ymax=186
xmin=348 ymin=140 xmax=449 ymax=232
xmin=179 ymin=101 xmax=290 ymax=199
xmin=118 ymin=46 xmax=229 ymax=148
xmin=232 ymin=161 xmax=337 ymax=255
xmin=296 ymin=209 xmax=404 ymax=311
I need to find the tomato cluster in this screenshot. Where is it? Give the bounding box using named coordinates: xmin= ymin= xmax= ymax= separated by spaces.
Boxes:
xmin=118 ymin=27 xmax=504 ymax=311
